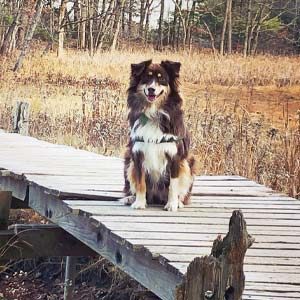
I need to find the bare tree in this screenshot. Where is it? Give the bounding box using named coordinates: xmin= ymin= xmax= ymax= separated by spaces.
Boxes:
xmin=0 ymin=0 xmax=23 ymax=56
xmin=110 ymin=0 xmax=126 ymax=51
xmin=220 ymin=0 xmax=231 ymax=55
xmin=157 ymin=0 xmax=164 ymax=50
xmin=57 ymin=0 xmax=67 ymax=57
xmin=244 ymin=0 xmax=252 ymax=57
xmin=13 ymin=0 xmax=44 ymax=72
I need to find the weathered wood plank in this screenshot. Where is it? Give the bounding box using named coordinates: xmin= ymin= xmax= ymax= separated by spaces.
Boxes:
xmin=161 ymin=253 xmax=300 ymax=265
xmin=28 ymin=185 xmax=183 ymax=300
xmin=90 ymin=215 xmax=300 ymax=227
xmin=170 ymin=262 xmax=300 ymax=275
xmin=93 ymin=219 xmax=300 ymax=236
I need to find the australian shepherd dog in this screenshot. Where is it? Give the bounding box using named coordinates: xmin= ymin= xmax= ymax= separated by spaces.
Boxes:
xmin=124 ymin=59 xmax=195 ymax=212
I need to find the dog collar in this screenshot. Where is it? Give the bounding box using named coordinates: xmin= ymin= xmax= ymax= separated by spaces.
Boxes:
xmin=133 ymin=136 xmax=183 ymax=144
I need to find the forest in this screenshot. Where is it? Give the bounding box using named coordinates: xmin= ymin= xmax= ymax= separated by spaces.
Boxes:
xmin=0 ymin=0 xmax=300 ymax=64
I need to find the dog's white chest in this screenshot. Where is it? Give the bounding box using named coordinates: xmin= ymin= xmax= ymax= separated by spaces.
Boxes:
xmin=131 ymin=118 xmax=177 ymax=181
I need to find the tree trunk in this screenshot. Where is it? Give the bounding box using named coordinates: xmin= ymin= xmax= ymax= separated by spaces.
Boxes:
xmin=227 ymin=0 xmax=232 ymax=54
xmin=88 ymin=0 xmax=94 ymax=56
xmin=74 ymin=0 xmax=80 ymax=43
xmin=0 ymin=0 xmax=23 ymax=56
xmin=157 ymin=0 xmax=164 ymax=50
xmin=220 ymin=0 xmax=230 ymax=55
xmin=128 ymin=0 xmax=133 ymax=37
xmin=13 ymin=0 xmax=44 ymax=72
xmin=179 ymin=210 xmax=254 ymax=300
xmin=57 ymin=0 xmax=67 ymax=58
xmin=80 ymin=0 xmax=87 ymax=49
xmin=144 ymin=0 xmax=153 ymax=45
xmin=139 ymin=0 xmax=146 ymax=38
xmin=243 ymin=0 xmax=252 ymax=57
xmin=203 ymin=20 xmax=217 ymax=55
xmin=96 ymin=0 xmax=115 ymax=50
xmin=110 ymin=0 xmax=125 ymax=51
xmin=172 ymin=0 xmax=178 ymax=48
xmin=187 ymin=0 xmax=196 ymax=50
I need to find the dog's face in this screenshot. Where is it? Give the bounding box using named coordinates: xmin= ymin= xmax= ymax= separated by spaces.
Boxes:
xmin=130 ymin=60 xmax=181 ymax=106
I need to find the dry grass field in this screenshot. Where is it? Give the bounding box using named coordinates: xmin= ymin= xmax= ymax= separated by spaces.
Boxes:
xmin=0 ymin=49 xmax=299 ymax=198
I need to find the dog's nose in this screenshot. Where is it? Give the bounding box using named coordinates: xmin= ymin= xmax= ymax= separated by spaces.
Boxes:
xmin=148 ymin=87 xmax=155 ymax=95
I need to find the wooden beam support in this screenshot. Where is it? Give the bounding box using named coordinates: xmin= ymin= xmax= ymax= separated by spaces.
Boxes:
xmin=29 ymin=185 xmax=183 ymax=300
xmin=0 ymin=191 xmax=12 ymax=230
xmin=0 ymin=224 xmax=97 ymax=261
xmin=64 ymin=256 xmax=77 ymax=300
xmin=177 ymin=210 xmax=254 ymax=300
xmin=0 ymin=174 xmax=29 ymax=205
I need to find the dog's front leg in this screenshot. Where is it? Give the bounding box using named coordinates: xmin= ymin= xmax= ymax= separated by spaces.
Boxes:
xmin=164 ymin=158 xmax=183 ymax=212
xmin=129 ymin=154 xmax=147 ymax=209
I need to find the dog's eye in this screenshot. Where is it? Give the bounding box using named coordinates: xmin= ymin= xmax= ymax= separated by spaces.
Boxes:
xmin=148 ymin=71 xmax=153 ymax=76
xmin=157 ymin=73 xmax=162 ymax=78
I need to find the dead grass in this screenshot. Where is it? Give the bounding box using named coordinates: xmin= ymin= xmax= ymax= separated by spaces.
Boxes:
xmin=0 ymin=49 xmax=299 ymax=198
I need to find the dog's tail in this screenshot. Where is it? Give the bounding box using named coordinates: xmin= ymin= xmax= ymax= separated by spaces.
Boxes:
xmin=188 ymin=155 xmax=197 ymax=176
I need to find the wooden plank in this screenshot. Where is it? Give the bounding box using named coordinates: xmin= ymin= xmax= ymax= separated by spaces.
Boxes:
xmin=28 ymin=185 xmax=183 ymax=300
xmin=73 ymin=205 xmax=300 ymax=220
xmin=115 ymin=231 xmax=300 ymax=244
xmin=126 ymin=239 xmax=300 ymax=250
xmin=93 ymin=219 xmax=300 ymax=235
xmin=0 ymin=176 xmax=28 ymax=201
xmin=90 ymin=215 xmax=300 ymax=227
xmin=170 ymin=262 xmax=300 ymax=275
xmin=161 ymin=253 xmax=300 ymax=265
xmin=143 ymin=245 xmax=300 ymax=258
xmin=245 ymin=282 xmax=300 ymax=292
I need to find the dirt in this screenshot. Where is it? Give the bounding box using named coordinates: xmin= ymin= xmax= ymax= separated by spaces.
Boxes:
xmin=0 ymin=258 xmax=158 ymax=300
xmin=182 ymin=83 xmax=300 ymax=129
xmin=0 ymin=210 xmax=159 ymax=300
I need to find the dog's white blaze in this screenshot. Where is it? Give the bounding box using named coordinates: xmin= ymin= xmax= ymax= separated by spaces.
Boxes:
xmin=131 ymin=115 xmax=177 ymax=182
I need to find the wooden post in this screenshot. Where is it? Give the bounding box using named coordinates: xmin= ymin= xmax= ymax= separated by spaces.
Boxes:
xmin=178 ymin=210 xmax=254 ymax=300
xmin=63 ymin=256 xmax=77 ymax=300
xmin=12 ymin=101 xmax=30 ymax=135
xmin=0 ymin=191 xmax=12 ymax=230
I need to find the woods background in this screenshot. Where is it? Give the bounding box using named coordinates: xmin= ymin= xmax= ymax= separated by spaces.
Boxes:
xmin=0 ymin=0 xmax=300 ymax=61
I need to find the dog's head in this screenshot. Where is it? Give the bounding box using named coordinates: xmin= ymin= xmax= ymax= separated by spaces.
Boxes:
xmin=129 ymin=59 xmax=181 ymax=106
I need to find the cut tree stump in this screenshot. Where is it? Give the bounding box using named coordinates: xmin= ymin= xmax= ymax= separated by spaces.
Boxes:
xmin=177 ymin=210 xmax=254 ymax=300
xmin=12 ymin=101 xmax=30 ymax=135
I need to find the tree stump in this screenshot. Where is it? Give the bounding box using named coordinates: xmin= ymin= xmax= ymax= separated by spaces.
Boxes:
xmin=12 ymin=101 xmax=30 ymax=135
xmin=178 ymin=210 xmax=254 ymax=300
xmin=0 ymin=191 xmax=12 ymax=230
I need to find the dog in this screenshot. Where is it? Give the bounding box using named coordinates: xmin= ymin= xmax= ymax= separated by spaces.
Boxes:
xmin=123 ymin=59 xmax=195 ymax=212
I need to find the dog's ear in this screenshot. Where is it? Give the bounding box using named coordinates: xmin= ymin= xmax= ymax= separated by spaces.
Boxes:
xmin=131 ymin=60 xmax=152 ymax=77
xmin=161 ymin=60 xmax=181 ymax=79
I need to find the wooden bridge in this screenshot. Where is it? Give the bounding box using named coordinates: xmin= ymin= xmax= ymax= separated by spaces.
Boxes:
xmin=0 ymin=131 xmax=300 ymax=299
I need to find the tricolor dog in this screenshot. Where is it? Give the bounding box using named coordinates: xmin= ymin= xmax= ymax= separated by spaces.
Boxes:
xmin=124 ymin=59 xmax=195 ymax=212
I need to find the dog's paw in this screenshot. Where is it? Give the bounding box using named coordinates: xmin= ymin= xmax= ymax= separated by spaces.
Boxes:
xmin=121 ymin=196 xmax=136 ymax=206
xmin=164 ymin=201 xmax=179 ymax=212
xmin=131 ymin=200 xmax=146 ymax=210
xmin=178 ymin=200 xmax=185 ymax=209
